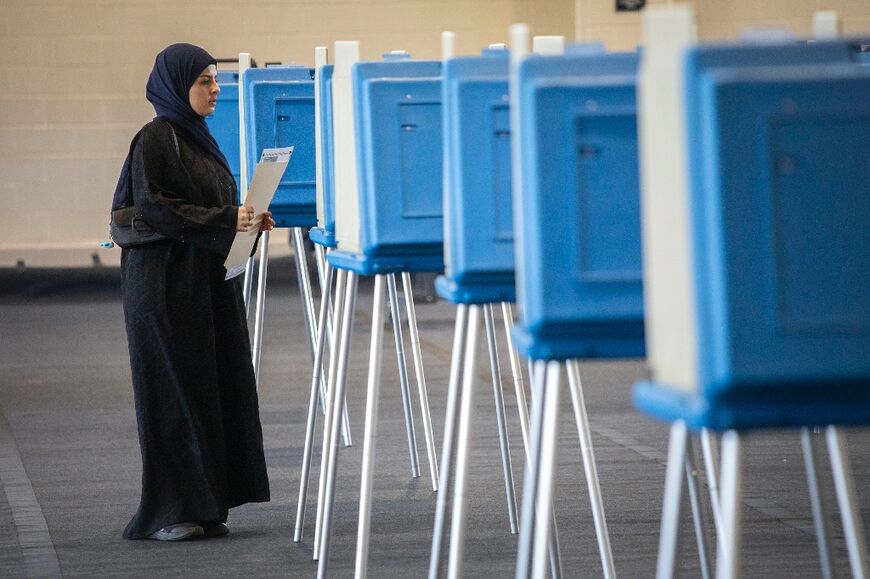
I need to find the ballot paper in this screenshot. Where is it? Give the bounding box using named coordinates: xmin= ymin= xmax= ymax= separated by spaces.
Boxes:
xmin=224 ymin=147 xmax=294 ymax=280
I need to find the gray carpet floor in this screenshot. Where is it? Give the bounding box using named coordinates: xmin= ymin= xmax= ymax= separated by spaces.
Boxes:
xmin=0 ymin=257 xmax=868 ymax=577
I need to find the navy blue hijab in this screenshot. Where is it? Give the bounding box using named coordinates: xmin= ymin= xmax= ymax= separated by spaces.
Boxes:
xmin=112 ymin=43 xmax=230 ymax=210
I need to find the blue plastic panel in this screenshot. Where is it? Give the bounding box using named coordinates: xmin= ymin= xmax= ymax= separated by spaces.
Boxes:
xmin=310 ymin=64 xmax=336 ymax=248
xmin=634 ymin=40 xmax=870 ymax=430
xmin=243 ymin=66 xmax=316 ymax=228
xmin=205 ymin=70 xmax=241 ymax=201
xmin=328 ymin=59 xmax=445 ymax=275
xmin=511 ymin=52 xmax=645 ymax=360
xmin=437 ymin=50 xmax=516 ymax=305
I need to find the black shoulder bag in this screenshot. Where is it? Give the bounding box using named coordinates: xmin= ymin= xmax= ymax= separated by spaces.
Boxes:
xmin=109 ymin=125 xmax=181 ymax=247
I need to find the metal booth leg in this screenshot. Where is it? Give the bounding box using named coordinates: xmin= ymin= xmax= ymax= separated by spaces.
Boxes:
xmin=402 ymin=271 xmax=440 ymax=491
xmin=826 ymin=426 xmax=869 ymax=579
xmin=355 ymin=275 xmax=388 ymax=579
xmin=656 ymin=420 xmax=689 ymax=579
xmin=429 ymin=305 xmax=469 ymax=579
xmin=446 ymin=305 xmax=483 ymax=579
xmin=251 ymin=229 xmax=270 ymax=385
xmin=294 ymin=260 xmax=335 ymax=543
xmin=243 ymin=255 xmax=255 ymax=312
xmin=801 ymin=427 xmax=835 ymax=579
xmin=387 ymin=273 xmax=421 ymax=479
xmin=715 ymin=430 xmax=743 ymax=579
xmin=566 ymin=360 xmax=616 ymax=579
xmin=685 ymin=437 xmax=713 ymax=579
xmin=316 ymin=271 xmax=358 ymax=576
xmin=530 ymin=362 xmax=564 ymax=579
xmin=313 ymin=268 xmax=349 ymax=560
xmin=314 ymin=244 xmax=352 ymax=447
xmin=516 ymin=361 xmax=564 ymax=579
xmin=700 ymin=428 xmax=723 ymax=538
xmin=483 ymin=303 xmax=519 ymax=534
xmin=500 ymin=302 xmax=530 ymax=452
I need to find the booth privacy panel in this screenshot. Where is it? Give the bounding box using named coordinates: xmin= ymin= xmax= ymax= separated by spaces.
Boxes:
xmin=243 ymin=66 xmax=316 ymax=228
xmin=332 ymin=60 xmax=443 ymax=265
xmin=634 ymin=39 xmax=870 ymax=430
xmin=206 ymin=70 xmax=241 ymax=200
xmin=439 ymin=51 xmax=516 ymax=304
xmin=512 ymin=52 xmax=644 ymax=360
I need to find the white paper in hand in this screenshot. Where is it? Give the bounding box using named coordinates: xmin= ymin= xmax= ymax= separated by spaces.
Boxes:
xmin=224 ymin=147 xmax=294 ymax=279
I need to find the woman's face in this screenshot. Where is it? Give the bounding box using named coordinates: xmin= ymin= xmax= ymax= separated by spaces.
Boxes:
xmin=188 ymin=64 xmax=219 ymax=116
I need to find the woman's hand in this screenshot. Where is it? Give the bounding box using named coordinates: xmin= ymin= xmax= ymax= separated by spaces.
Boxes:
xmin=257 ymin=211 xmax=275 ymax=232
xmin=237 ymin=205 xmax=255 ymax=232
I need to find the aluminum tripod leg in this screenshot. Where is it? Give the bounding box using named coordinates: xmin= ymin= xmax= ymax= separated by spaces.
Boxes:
xmin=700 ymin=428 xmax=723 ymax=538
xmin=715 ymin=430 xmax=743 ymax=579
xmin=313 ymin=268 xmax=349 ymax=560
xmin=355 ymin=275 xmax=387 ymax=579
xmin=566 ymin=360 xmax=616 ymax=579
xmin=656 ymin=420 xmax=688 ymax=579
xmin=685 ymin=437 xmax=713 ymax=579
xmin=387 ymin=273 xmax=421 ymax=478
xmin=243 ymin=256 xmax=255 ymax=313
xmin=801 ymin=427 xmax=836 ymax=579
xmin=446 ymin=305 xmax=483 ymax=579
xmin=501 ymin=302 xmax=530 ymax=452
xmin=530 ymin=362 xmax=563 ymax=579
xmin=317 ymin=272 xmax=358 ymax=577
xmin=501 ymin=304 xmax=564 ymax=576
xmin=429 ymin=305 xmax=469 ymax=579
xmin=251 ymin=230 xmax=270 ymax=385
xmin=294 ymin=262 xmax=334 ymax=543
xmin=294 ymin=228 xmax=350 ymax=448
xmin=826 ymin=426 xmax=869 ymax=579
xmin=315 ymin=244 xmax=351 ymax=447
xmin=516 ymin=361 xmax=563 ymax=579
xmin=483 ymin=303 xmax=519 ymax=534
xmin=402 ymin=272 xmax=440 ymax=491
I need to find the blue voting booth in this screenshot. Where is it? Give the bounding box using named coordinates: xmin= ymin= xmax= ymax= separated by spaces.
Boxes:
xmin=631 ymin=30 xmax=870 ymax=579
xmin=511 ymin=48 xmax=644 ymax=361
xmin=436 ymin=48 xmax=515 ymax=305
xmin=205 ymin=70 xmax=241 ymax=200
xmin=327 ymin=58 xmax=444 ymax=274
xmin=317 ymin=50 xmax=445 ymax=578
xmin=310 ymin=64 xmax=336 ymax=248
xmin=633 ymin=40 xmax=870 ymax=431
xmin=243 ymin=66 xmax=317 ymax=228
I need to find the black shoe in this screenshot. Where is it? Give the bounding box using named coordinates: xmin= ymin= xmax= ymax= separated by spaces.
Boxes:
xmin=147 ymin=523 xmax=204 ymax=541
xmin=202 ymin=522 xmax=229 ymax=538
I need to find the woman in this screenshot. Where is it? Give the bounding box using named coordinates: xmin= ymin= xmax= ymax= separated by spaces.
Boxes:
xmin=118 ymin=43 xmax=273 ymax=541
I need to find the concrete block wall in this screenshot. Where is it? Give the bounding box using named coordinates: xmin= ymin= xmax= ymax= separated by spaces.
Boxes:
xmin=0 ymin=0 xmax=866 ymax=267
xmin=576 ymin=0 xmax=868 ymax=50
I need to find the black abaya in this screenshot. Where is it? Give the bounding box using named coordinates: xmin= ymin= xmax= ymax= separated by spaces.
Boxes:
xmin=121 ymin=119 xmax=269 ymax=539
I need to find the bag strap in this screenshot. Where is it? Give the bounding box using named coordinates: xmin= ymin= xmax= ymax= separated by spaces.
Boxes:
xmin=126 ymin=122 xmax=181 ymax=209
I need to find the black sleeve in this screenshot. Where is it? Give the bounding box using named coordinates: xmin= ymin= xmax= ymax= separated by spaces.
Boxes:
xmin=131 ymin=121 xmax=238 ymax=257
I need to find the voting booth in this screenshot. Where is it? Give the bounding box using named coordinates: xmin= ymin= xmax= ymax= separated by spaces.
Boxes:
xmin=633 ymin=8 xmax=870 ymax=578
xmin=243 ymin=66 xmax=317 ymax=228
xmin=436 ymin=48 xmax=515 ymax=305
xmin=205 ymin=70 xmax=241 ymax=199
xmin=504 ymin=39 xmax=643 ymax=579
xmin=312 ymin=45 xmax=445 ymax=579
xmin=429 ymin=46 xmax=529 ymax=579
xmin=511 ymin=47 xmax=644 ymax=362
xmin=328 ymin=56 xmax=445 ymax=274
